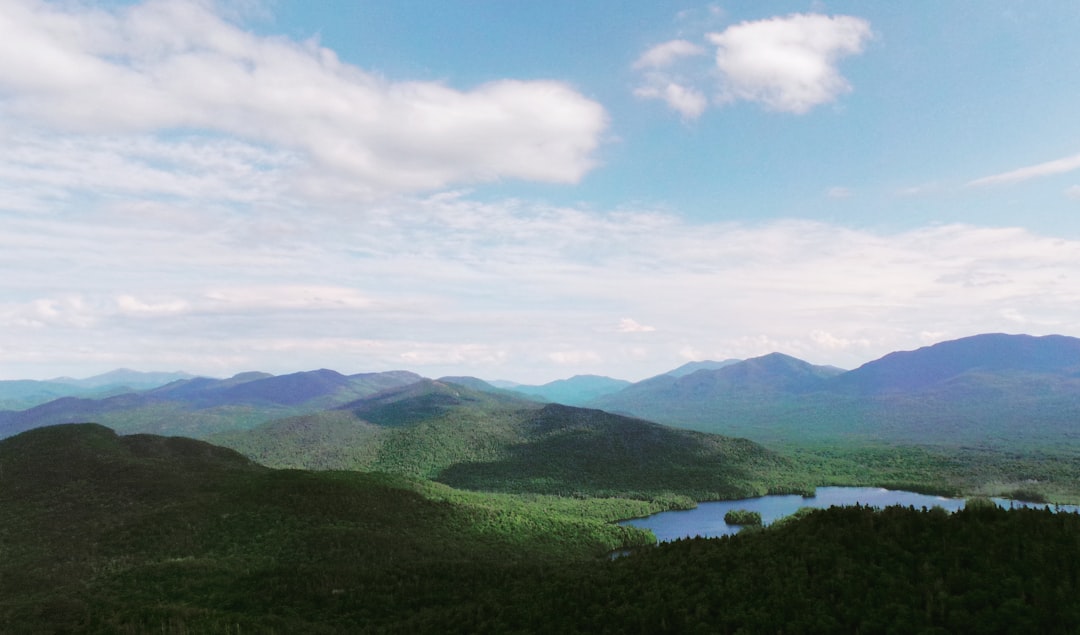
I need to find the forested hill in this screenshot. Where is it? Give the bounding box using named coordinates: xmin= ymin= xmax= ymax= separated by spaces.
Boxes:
xmin=4 ymin=424 xmax=1079 ymax=633
xmin=213 ymin=380 xmax=810 ymax=500
xmin=0 ymin=423 xmax=657 ymax=633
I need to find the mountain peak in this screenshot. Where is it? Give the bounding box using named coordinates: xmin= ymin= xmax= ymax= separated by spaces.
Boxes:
xmin=839 ymin=333 xmax=1080 ymax=394
xmin=665 ymin=359 xmax=741 ymax=378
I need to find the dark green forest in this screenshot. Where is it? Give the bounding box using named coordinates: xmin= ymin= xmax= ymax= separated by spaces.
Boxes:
xmin=4 ymin=424 xmax=1080 ymax=633
xmin=492 ymin=503 xmax=1080 ymax=634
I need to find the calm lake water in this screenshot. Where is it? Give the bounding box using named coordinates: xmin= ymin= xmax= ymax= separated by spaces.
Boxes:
xmin=621 ymin=486 xmax=1080 ymax=543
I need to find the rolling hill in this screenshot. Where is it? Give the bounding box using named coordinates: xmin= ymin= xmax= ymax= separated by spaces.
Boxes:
xmin=0 ymin=423 xmax=657 ymax=633
xmin=213 ymin=379 xmax=810 ymax=500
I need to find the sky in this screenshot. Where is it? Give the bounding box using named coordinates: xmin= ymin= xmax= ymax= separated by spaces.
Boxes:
xmin=2 ymin=0 xmax=1080 ymax=383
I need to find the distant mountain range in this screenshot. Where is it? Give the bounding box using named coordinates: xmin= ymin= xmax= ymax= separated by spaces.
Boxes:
xmin=0 ymin=369 xmax=195 ymax=410
xmin=3 ymin=333 xmax=1080 ymax=452
xmin=590 ymin=333 xmax=1080 ymax=449
xmin=0 ymin=369 xmax=422 ymax=439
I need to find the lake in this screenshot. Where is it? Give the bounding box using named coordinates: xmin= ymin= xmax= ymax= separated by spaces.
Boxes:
xmin=621 ymin=486 xmax=1079 ymax=543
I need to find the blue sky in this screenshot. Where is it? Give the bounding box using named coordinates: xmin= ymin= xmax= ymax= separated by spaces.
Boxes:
xmin=2 ymin=0 xmax=1079 ymax=382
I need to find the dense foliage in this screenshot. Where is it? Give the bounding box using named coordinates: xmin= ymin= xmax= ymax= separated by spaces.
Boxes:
xmin=215 ymin=389 xmax=815 ymax=501
xmin=0 ymin=424 xmax=656 ymax=633
xmin=787 ymin=442 xmax=1080 ymax=504
xmin=4 ymin=424 xmax=1080 ymax=633
xmin=487 ymin=503 xmax=1080 ymax=634
xmin=723 ymin=509 xmax=762 ymax=525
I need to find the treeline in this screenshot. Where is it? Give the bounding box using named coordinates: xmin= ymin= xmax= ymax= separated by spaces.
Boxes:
xmin=434 ymin=504 xmax=1080 ymax=634
xmin=786 ymin=442 xmax=1080 ymax=504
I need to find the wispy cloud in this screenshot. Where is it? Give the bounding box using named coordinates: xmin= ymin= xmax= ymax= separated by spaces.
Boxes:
xmin=5 ymin=184 xmax=1080 ymax=381
xmin=633 ymin=40 xmax=706 ymax=70
xmin=617 ymin=318 xmax=656 ymax=333
xmin=632 ymin=39 xmax=709 ymax=119
xmin=967 ymin=152 xmax=1080 ymax=187
xmin=633 ymin=81 xmax=708 ymax=119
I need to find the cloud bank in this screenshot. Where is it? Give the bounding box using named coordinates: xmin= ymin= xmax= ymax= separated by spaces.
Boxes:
xmin=4 ymin=186 xmax=1079 ymax=382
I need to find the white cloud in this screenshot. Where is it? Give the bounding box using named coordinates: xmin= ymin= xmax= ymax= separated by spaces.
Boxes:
xmin=202 ymin=287 xmax=379 ymax=312
xmin=632 ymin=13 xmax=871 ymax=118
xmin=617 ymin=318 xmax=656 ymax=333
xmin=708 ymin=13 xmax=872 ymax=113
xmin=548 ymin=350 xmax=603 ymax=366
xmin=826 ymin=186 xmax=853 ymax=199
xmin=810 ymin=330 xmax=869 ymax=351
xmin=115 ymin=295 xmax=191 ymax=316
xmin=633 ymin=39 xmax=706 ymax=69
xmin=1067 ymin=186 xmax=1080 ymax=200
xmin=894 ymin=182 xmax=943 ymax=198
xmin=399 ymin=344 xmax=508 ymax=367
xmin=0 ymin=0 xmax=607 ymax=194
xmin=967 ymin=152 xmax=1080 ymax=187
xmin=633 ymin=81 xmax=708 ymax=119
xmin=632 ymin=40 xmax=710 ymax=119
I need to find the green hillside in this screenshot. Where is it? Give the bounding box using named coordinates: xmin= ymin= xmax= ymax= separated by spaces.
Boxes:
xmin=214 ymin=380 xmax=812 ymax=500
xmin=0 ymin=424 xmax=658 ymax=633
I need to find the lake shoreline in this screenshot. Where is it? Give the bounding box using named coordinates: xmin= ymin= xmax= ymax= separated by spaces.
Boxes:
xmin=618 ymin=486 xmax=1079 ymax=544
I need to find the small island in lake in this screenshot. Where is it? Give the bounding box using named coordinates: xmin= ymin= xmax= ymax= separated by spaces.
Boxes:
xmin=724 ymin=509 xmax=763 ymax=526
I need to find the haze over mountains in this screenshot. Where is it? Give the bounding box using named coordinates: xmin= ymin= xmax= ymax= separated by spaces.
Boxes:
xmin=0 ymin=369 xmax=195 ymax=410
xmin=591 ymin=333 xmax=1080 ymax=448
xmin=497 ymin=374 xmax=633 ymax=406
xmin=0 ymin=369 xmax=423 ymax=439
xmin=3 ymin=333 xmax=1080 ymax=453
